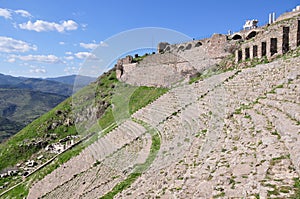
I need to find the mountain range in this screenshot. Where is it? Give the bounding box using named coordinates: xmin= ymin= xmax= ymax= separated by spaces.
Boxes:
xmin=0 ymin=73 xmax=96 ymax=142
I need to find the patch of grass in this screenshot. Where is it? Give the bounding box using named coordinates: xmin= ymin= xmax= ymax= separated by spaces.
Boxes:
xmin=0 ymin=183 xmax=29 ymax=198
xmin=129 ymin=86 xmax=168 ymax=114
xmin=202 ymin=129 xmax=208 ymax=134
xmin=213 ymin=192 xmax=225 ymax=198
xmin=98 ymin=108 xmax=115 ymax=130
xmin=234 ymin=108 xmax=242 ymax=114
xmin=275 ymin=84 xmax=284 ymax=89
xmin=132 ymin=53 xmax=149 ymax=63
xmin=100 ymin=172 xmax=141 ymax=199
xmin=292 ymin=178 xmax=300 ymax=198
xmin=189 ymin=72 xmax=202 ymax=84
xmin=270 ymin=155 xmax=290 ymax=166
xmin=267 ymin=188 xmax=280 ymax=196
xmin=244 ymin=114 xmax=251 ymax=119
xmin=279 ymin=186 xmax=291 ymax=193
xmin=271 ymin=130 xmax=281 ymax=139
xmin=100 ymin=121 xmax=161 ymax=199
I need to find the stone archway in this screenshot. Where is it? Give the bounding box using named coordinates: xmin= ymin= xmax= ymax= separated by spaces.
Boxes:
xmin=185 ymin=43 xmax=192 ymax=50
xmin=195 ymin=42 xmax=202 ymax=47
xmin=246 ymin=31 xmax=257 ymax=40
xmin=231 ymin=34 xmax=242 ymax=40
xmin=178 ymin=45 xmax=185 ymax=51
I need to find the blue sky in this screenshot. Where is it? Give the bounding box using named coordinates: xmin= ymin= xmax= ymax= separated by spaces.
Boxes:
xmin=0 ymin=0 xmax=299 ymax=78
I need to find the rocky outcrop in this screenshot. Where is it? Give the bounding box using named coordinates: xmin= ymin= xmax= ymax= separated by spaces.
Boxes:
xmin=115 ymin=55 xmax=133 ymax=79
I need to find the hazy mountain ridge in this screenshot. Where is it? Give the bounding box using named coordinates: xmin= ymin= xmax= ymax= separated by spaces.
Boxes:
xmin=46 ymin=75 xmax=96 ymax=87
xmin=0 ymin=73 xmax=95 ymax=143
xmin=0 ymin=88 xmax=67 ymax=143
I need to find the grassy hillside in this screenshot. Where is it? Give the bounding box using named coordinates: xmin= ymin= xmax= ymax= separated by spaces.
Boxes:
xmin=0 ymin=68 xmax=168 ymax=198
xmin=0 ymin=117 xmax=23 ymax=142
xmin=0 ymin=73 xmax=96 ymax=143
xmin=0 ymin=68 xmax=168 ymax=172
xmin=13 ymin=78 xmax=73 ymax=96
xmin=0 ymin=89 xmax=67 ymax=143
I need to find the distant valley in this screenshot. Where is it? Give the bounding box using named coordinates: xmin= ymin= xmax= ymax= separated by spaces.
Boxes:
xmin=0 ymin=73 xmax=95 ymax=143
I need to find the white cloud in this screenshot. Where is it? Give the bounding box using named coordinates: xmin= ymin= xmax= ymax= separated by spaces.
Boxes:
xmin=79 ymin=41 xmax=108 ymax=49
xmin=81 ymin=23 xmax=87 ymax=31
xmin=64 ymin=66 xmax=78 ymax=74
xmin=29 ymin=66 xmax=47 ymax=74
xmin=64 ymin=56 xmax=74 ymax=60
xmin=0 ymin=8 xmax=12 ymax=19
xmin=9 ymin=54 xmax=60 ymax=64
xmin=65 ymin=51 xmax=72 ymax=55
xmin=19 ymin=19 xmax=78 ymax=33
xmin=79 ymin=42 xmax=98 ymax=50
xmin=59 ymin=41 xmax=65 ymax=45
xmin=0 ymin=8 xmax=32 ymax=19
xmin=7 ymin=58 xmax=16 ymax=63
xmin=15 ymin=9 xmax=32 ymax=18
xmin=100 ymin=41 xmax=108 ymax=47
xmin=0 ymin=36 xmax=37 ymax=53
xmin=30 ymin=68 xmax=47 ymax=73
xmin=74 ymin=52 xmax=97 ymax=60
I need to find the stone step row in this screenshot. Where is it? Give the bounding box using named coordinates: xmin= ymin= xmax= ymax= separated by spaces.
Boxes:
xmin=43 ymin=134 xmax=152 ymax=199
xmin=258 ymin=102 xmax=300 ymax=174
xmin=133 ymin=70 xmax=236 ymax=127
xmin=28 ymin=120 xmax=146 ymax=199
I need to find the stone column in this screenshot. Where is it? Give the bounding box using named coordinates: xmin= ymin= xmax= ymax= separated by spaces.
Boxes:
xmin=249 ymin=45 xmax=254 ymax=60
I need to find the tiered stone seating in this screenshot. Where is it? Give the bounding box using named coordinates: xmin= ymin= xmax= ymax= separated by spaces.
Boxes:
xmin=28 ymin=120 xmax=147 ymax=198
xmin=115 ymin=57 xmax=300 ymax=198
xmin=133 ymin=70 xmax=236 ymax=127
xmin=28 ymin=54 xmax=300 ymax=198
xmin=177 ymin=46 xmax=221 ymax=71
xmin=42 ymin=134 xmax=151 ymax=199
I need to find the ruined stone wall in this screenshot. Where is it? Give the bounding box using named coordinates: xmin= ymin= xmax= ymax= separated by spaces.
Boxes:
xmin=119 ymin=53 xmax=190 ymax=87
xmin=117 ymin=34 xmax=236 ymax=87
xmin=159 ymin=34 xmax=233 ymax=58
xmin=235 ymin=13 xmax=300 ymax=63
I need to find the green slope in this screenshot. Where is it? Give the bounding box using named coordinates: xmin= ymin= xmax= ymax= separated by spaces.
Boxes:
xmin=0 ymin=89 xmax=68 ymax=143
xmin=0 ymin=68 xmax=168 ymax=173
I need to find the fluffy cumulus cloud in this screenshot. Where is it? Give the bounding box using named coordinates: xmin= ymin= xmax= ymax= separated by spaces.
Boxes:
xmin=0 ymin=8 xmax=32 ymax=19
xmin=74 ymin=52 xmax=97 ymax=60
xmin=0 ymin=8 xmax=12 ymax=19
xmin=0 ymin=36 xmax=37 ymax=53
xmin=9 ymin=54 xmax=60 ymax=64
xmin=19 ymin=20 xmax=78 ymax=33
